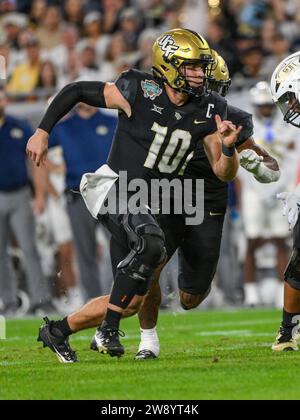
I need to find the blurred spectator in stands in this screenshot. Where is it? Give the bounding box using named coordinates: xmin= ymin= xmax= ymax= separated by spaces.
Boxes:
xmin=75 ymin=42 xmax=114 ymax=82
xmin=2 ymin=12 xmax=27 ymax=50
xmin=57 ymin=50 xmax=80 ymax=87
xmin=37 ymin=145 xmax=82 ymax=315
xmin=63 ymin=0 xmax=84 ymax=32
xmin=0 ymin=0 xmax=17 ymax=14
xmin=105 ymin=30 xmax=128 ymax=60
xmin=101 ymin=0 xmax=126 ymax=34
xmin=29 ymin=0 xmax=47 ymax=28
xmin=260 ymin=18 xmax=276 ymax=54
xmin=234 ymin=33 xmax=261 ymax=54
xmin=206 ymin=19 xmax=240 ymax=77
xmin=262 ymin=33 xmax=291 ymax=79
xmin=7 ymin=34 xmax=41 ymax=95
xmin=104 ymin=31 xmax=129 ymax=80
xmin=86 ymin=0 xmax=101 ymax=13
xmin=238 ymin=0 xmax=267 ymax=39
xmin=271 ymin=0 xmax=286 ymax=21
xmin=36 ymin=5 xmax=64 ymax=50
xmin=36 ymin=61 xmax=58 ymax=99
xmin=278 ymin=4 xmax=300 ymax=44
xmin=78 ymin=43 xmax=99 ymax=78
xmin=83 ymin=11 xmax=111 ymax=63
xmin=46 ymin=103 xmax=117 ymax=299
xmin=114 ymin=52 xmax=136 ymax=75
xmin=184 ymin=0 xmax=208 ymax=35
xmin=219 ymin=0 xmax=245 ymax=42
xmin=142 ymin=0 xmax=165 ymax=28
xmin=232 ymin=44 xmax=266 ymax=91
xmin=0 ymin=37 xmax=18 ymax=79
xmin=0 ymin=86 xmax=53 ymax=315
xmin=159 ymin=1 xmax=184 ymax=32
xmin=135 ymin=28 xmax=159 ymax=73
xmin=119 ymin=7 xmax=142 ymax=52
xmin=16 ymin=0 xmax=32 ymax=14
xmin=45 ymin=25 xmax=79 ymax=82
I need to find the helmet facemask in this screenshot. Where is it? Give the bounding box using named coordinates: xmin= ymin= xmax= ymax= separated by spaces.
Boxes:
xmin=277 ymin=90 xmax=300 ymax=128
xmin=207 ymin=78 xmax=231 ymax=97
xmin=175 ymin=56 xmax=215 ymax=97
xmin=270 ymin=51 xmax=300 ymax=127
xmin=206 ymin=50 xmax=231 ymax=97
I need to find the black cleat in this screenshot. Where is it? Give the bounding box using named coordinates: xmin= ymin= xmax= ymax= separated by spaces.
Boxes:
xmin=91 ymin=321 xmax=125 ymax=357
xmin=135 ymin=349 xmax=157 ymax=360
xmin=37 ymin=317 xmax=77 ymax=363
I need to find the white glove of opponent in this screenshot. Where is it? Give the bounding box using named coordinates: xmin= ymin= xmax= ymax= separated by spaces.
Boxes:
xmin=277 ymin=192 xmax=300 ymax=231
xmin=240 ymin=149 xmax=263 ymax=171
xmin=239 ymin=149 xmax=280 ymax=183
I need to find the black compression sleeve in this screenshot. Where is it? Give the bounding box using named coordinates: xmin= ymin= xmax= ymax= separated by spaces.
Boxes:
xmin=38 ymin=81 xmax=106 ymax=134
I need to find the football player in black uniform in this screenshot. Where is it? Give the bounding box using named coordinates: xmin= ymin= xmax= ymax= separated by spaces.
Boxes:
xmin=134 ymin=51 xmax=281 ymax=360
xmin=27 ymin=29 xmax=242 ymax=363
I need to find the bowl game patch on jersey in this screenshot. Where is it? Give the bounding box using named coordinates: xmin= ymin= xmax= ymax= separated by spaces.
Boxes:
xmin=141 ymin=79 xmax=163 ymax=100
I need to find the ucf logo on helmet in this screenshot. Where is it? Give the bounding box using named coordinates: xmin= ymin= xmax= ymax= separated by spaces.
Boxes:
xmin=158 ymin=35 xmax=179 ymax=59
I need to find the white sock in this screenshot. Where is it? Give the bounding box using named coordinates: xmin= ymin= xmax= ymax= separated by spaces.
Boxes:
xmin=138 ymin=327 xmax=160 ymax=357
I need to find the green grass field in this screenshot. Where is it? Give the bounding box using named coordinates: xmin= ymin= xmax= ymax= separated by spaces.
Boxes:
xmin=0 ymin=309 xmax=300 ymax=400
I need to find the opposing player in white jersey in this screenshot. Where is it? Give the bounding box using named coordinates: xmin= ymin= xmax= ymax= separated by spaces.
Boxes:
xmin=239 ymin=81 xmax=296 ymax=307
xmin=270 ymin=51 xmax=300 ymax=351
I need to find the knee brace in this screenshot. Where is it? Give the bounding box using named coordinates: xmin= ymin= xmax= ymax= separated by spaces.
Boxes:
xmin=284 ymin=248 xmax=300 ymax=291
xmin=117 ymin=214 xmax=166 ymax=284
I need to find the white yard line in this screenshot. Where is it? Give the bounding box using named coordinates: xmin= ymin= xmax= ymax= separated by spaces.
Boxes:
xmin=195 ymin=330 xmax=275 ymax=337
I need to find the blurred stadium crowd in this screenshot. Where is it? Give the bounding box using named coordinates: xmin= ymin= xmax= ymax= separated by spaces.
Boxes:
xmin=1 ymin=0 xmax=300 ymax=316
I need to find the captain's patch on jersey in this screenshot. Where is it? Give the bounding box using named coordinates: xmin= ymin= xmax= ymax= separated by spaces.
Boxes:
xmin=141 ymin=79 xmax=163 ymax=101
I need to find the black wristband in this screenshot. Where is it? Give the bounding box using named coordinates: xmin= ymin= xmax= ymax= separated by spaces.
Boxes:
xmin=222 ymin=143 xmax=235 ymax=157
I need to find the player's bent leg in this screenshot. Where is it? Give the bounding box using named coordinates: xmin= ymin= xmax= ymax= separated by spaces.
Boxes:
xmin=39 ymin=212 xmax=166 ymax=362
xmin=37 ymin=296 xmax=111 ymax=363
xmin=179 ymin=288 xmax=211 ymax=310
xmin=94 ymin=213 xmax=167 ymax=357
xmin=139 ymin=269 xmax=163 ymax=329
xmin=68 ymin=296 xmax=110 ymax=332
xmin=38 ymin=293 xmax=144 ymax=363
xmin=177 ymin=210 xmax=225 ymax=311
xmin=272 ymin=249 xmax=300 ymax=352
xmin=69 ymin=294 xmax=142 ymax=333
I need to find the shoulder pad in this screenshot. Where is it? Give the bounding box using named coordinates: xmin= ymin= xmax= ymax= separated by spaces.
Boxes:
xmin=115 ymin=69 xmax=140 ymax=107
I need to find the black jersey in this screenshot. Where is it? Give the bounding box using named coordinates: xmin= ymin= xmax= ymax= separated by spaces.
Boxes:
xmin=184 ymin=105 xmax=254 ymax=209
xmin=107 ymin=69 xmax=227 ymax=182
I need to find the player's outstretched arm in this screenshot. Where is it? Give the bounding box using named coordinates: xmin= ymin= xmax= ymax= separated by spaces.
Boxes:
xmin=26 ymin=82 xmax=131 ymax=166
xmin=203 ymin=115 xmax=242 ymax=182
xmin=237 ymin=137 xmax=281 ymax=183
